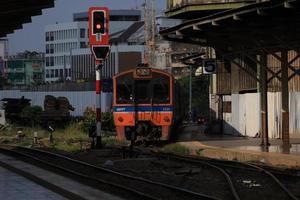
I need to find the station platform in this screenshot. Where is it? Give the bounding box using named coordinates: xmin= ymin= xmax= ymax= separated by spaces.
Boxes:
xmin=0 ymin=153 xmax=124 ymax=200
xmin=0 ymin=166 xmax=66 ymax=200
xmin=176 ymin=125 xmax=300 ymax=168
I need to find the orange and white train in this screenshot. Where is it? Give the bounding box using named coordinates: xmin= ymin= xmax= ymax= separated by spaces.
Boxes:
xmin=113 ymin=67 xmax=185 ymax=142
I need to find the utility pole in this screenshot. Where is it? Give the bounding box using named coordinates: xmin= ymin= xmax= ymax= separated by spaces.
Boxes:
xmin=144 ymin=0 xmax=156 ymax=66
xmin=189 ymin=65 xmax=192 ymax=120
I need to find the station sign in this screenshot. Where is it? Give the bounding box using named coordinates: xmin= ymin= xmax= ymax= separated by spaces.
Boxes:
xmin=203 ymin=59 xmax=217 ymax=74
xmin=89 ymin=7 xmax=110 ymax=61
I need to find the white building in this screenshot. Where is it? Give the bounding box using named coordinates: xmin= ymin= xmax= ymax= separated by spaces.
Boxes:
xmin=44 ymin=10 xmax=142 ymax=83
xmin=0 ymin=39 xmax=8 ymax=78
xmin=71 ymin=44 xmax=144 ymax=82
xmin=0 ymin=38 xmax=8 ymax=59
xmin=44 ymin=22 xmax=88 ymax=82
xmin=73 ymin=10 xmax=141 ymax=35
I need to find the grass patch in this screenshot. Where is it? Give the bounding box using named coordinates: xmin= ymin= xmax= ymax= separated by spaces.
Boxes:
xmin=163 ymin=143 xmax=190 ymax=155
xmin=0 ymin=123 xmax=131 ymax=152
xmin=102 ymin=137 xmax=129 ymax=146
xmin=0 ymin=123 xmax=91 ymax=152
xmin=52 ymin=141 xmax=84 ymax=152
xmin=53 ymin=123 xmax=89 ymax=142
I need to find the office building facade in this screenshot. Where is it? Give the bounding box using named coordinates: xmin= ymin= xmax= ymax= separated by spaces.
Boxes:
xmin=44 ymin=22 xmax=88 ymax=82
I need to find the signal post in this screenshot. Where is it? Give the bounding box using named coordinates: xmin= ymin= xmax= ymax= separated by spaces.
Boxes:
xmin=89 ymin=7 xmax=110 ymax=148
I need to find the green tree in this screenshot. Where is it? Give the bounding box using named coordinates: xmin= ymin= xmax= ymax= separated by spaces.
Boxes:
xmin=177 ymin=75 xmax=210 ymax=118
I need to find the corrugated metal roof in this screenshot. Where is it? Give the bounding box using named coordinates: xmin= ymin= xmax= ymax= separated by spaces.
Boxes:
xmin=0 ymin=0 xmax=55 ymax=38
xmin=110 ymin=21 xmax=144 ymax=44
xmin=160 ymin=0 xmax=300 ymax=49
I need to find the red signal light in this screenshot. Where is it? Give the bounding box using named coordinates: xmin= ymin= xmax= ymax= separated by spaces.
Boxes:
xmin=96 ymin=24 xmax=101 ymax=29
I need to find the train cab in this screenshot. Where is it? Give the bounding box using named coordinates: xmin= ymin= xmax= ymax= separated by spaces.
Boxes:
xmin=113 ymin=67 xmax=175 ymax=142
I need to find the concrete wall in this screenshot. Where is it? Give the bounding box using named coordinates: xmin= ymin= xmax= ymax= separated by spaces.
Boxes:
xmin=0 ymin=110 xmax=5 ymax=125
xmin=0 ymin=90 xmax=112 ymax=116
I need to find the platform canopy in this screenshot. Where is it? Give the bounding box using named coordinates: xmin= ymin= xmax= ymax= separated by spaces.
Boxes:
xmin=160 ymin=0 xmax=300 ymax=52
xmin=0 ymin=0 xmax=55 ymax=38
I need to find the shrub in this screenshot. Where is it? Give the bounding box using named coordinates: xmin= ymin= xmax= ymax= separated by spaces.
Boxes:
xmin=81 ymin=107 xmax=96 ymax=133
xmin=21 ymin=106 xmax=43 ymax=127
xmin=102 ymin=112 xmax=115 ymax=132
xmin=81 ymin=107 xmax=115 ymax=134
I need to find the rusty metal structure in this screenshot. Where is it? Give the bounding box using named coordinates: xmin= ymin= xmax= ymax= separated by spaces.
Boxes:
xmin=161 ymin=0 xmax=300 ymax=152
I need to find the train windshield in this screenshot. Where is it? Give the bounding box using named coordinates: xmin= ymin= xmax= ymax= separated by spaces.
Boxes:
xmin=152 ymin=74 xmax=170 ymax=104
xmin=135 ymin=80 xmax=151 ymax=104
xmin=134 ymin=73 xmax=170 ymax=104
xmin=116 ymin=72 xmax=170 ymax=104
xmin=116 ymin=74 xmax=134 ymax=104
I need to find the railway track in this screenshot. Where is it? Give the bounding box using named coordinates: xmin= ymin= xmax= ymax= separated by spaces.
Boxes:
xmin=153 ymin=152 xmax=299 ymax=200
xmin=0 ymin=146 xmax=221 ymax=200
xmin=118 ymin=148 xmax=241 ymax=200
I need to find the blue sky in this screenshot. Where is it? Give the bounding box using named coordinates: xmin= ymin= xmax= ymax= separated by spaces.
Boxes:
xmin=7 ymin=0 xmax=166 ymax=54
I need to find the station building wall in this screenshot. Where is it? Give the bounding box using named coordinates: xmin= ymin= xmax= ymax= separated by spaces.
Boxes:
xmin=212 ymin=50 xmax=300 ymax=138
xmin=218 ymin=91 xmax=300 ymax=138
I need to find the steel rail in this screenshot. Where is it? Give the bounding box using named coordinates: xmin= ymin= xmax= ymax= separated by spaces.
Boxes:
xmin=239 ymin=162 xmax=299 ymax=200
xmin=3 ymin=146 xmax=221 ymax=200
xmin=156 ymin=152 xmax=299 ymax=200
xmin=0 ymin=147 xmax=158 ymax=200
xmin=157 ymin=153 xmax=241 ymax=200
xmin=196 ymin=158 xmax=299 ymax=200
xmin=21 ymin=147 xmax=221 ymax=200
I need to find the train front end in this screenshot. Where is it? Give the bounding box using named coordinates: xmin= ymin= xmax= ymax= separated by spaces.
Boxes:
xmin=113 ymin=67 xmax=174 ymax=141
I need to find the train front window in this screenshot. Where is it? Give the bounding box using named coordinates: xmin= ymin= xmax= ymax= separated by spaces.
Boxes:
xmin=135 ymin=80 xmax=151 ymax=104
xmin=116 ymin=74 xmax=133 ymax=104
xmin=152 ymin=75 xmax=170 ymax=104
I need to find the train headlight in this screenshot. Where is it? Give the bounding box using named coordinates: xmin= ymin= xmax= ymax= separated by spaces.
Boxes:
xmin=163 ymin=116 xmax=170 ymax=122
xmin=118 ymin=117 xmax=124 ymax=122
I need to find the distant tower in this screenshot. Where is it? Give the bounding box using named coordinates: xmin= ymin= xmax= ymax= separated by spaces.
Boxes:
xmin=144 ymin=0 xmax=156 ymax=66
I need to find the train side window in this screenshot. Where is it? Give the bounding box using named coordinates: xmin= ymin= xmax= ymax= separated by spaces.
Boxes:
xmin=116 ymin=74 xmax=133 ymax=104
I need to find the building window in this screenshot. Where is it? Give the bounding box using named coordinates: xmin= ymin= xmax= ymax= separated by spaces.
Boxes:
xmin=46 ymin=57 xmax=49 ymax=67
xmin=50 ymin=57 xmax=54 ymax=66
xmin=80 ymin=29 xmax=85 ymax=38
xmin=46 ymin=32 xmax=50 ymax=41
xmin=46 ymin=44 xmax=50 ymax=54
xmin=50 ymin=32 xmax=54 ymax=41
xmin=55 ymin=69 xmax=58 ymax=77
xmin=46 ymin=70 xmax=50 ymax=78
xmin=51 ymin=69 xmax=54 ymax=78
xmin=80 ymin=42 xmax=86 ymax=49
xmin=50 ymin=44 xmax=54 ymax=54
xmin=64 ymin=69 xmax=68 ymax=77
xmin=60 ymin=69 xmax=63 ymax=78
